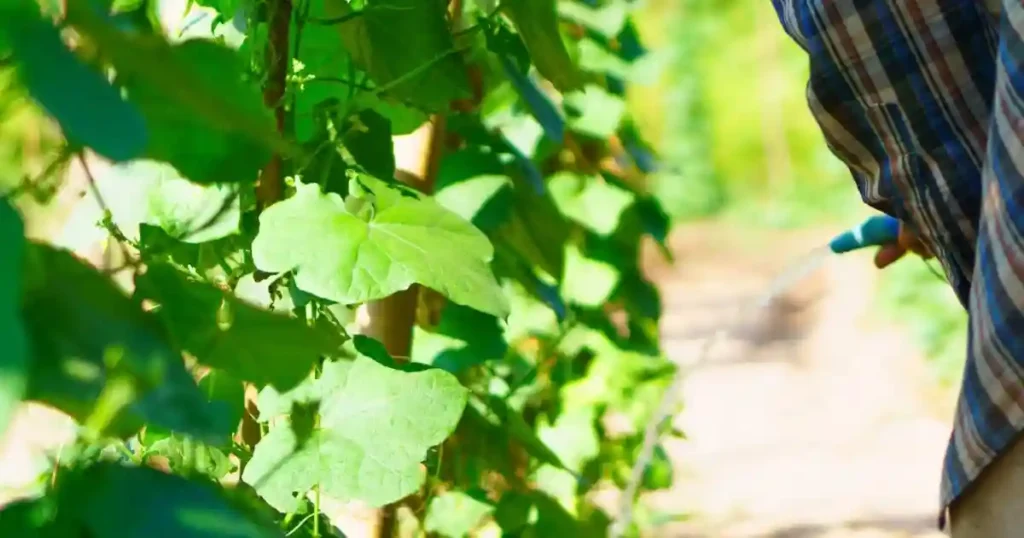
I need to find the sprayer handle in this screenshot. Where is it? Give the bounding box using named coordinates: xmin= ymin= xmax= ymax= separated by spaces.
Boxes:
xmin=829 ymin=215 xmax=901 ymax=254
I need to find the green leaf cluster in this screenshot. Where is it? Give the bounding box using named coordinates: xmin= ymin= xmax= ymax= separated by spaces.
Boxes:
xmin=0 ymin=0 xmax=678 ymax=536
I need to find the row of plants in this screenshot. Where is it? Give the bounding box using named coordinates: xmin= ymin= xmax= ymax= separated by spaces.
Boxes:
xmin=0 ymin=0 xmax=681 ymax=535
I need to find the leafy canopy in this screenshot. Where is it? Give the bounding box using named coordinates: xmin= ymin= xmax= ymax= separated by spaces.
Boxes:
xmin=0 ymin=0 xmax=678 ymax=535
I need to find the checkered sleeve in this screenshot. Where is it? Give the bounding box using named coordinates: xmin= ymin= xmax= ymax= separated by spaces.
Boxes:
xmin=770 ymin=0 xmax=1024 ymax=529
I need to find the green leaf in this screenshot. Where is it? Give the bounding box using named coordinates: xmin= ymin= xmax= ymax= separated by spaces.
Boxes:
xmin=110 ymin=0 xmax=145 ymax=13
xmin=114 ymin=37 xmax=280 ymax=184
xmin=561 ymin=243 xmax=620 ymax=307
xmin=242 ymin=356 xmax=468 ymax=510
xmin=481 ymin=17 xmax=530 ymax=74
xmin=411 ymin=303 xmax=507 ymax=373
xmin=66 ymin=3 xmax=287 ymax=184
xmin=332 ymin=0 xmax=471 ymax=110
xmin=22 ymin=245 xmax=228 ymax=442
xmin=253 ymin=357 xmax=350 ymax=422
xmin=141 ymin=164 xmax=241 ymax=242
xmin=434 ymin=148 xmax=513 ymax=233
xmin=537 ymin=408 xmax=599 ymax=473
xmin=557 ymin=0 xmax=628 ymax=39
xmin=563 ymin=85 xmax=626 ymax=139
xmin=424 ymin=491 xmax=494 ymax=538
xmin=252 ymin=178 xmax=509 ymax=318
xmin=351 ymin=334 xmax=431 ymax=372
xmin=641 ymin=444 xmax=673 ymax=490
xmin=532 ymin=465 xmax=576 ymax=513
xmin=145 ymin=433 xmax=235 ymax=480
xmin=299 ymin=141 xmax=350 ymax=198
xmin=493 ymin=174 xmax=570 ymax=280
xmin=287 ymin=5 xmax=358 ymax=143
xmin=0 ymin=199 xmax=27 ymax=438
xmin=502 ymin=0 xmax=583 ymax=93
xmin=190 ymin=0 xmax=241 ymax=18
xmin=343 ymin=109 xmax=395 ymax=180
xmin=576 ymin=39 xmax=632 ymax=80
xmin=62 ymin=462 xmax=283 ymax=538
xmin=233 ymin=273 xmax=296 ymax=314
xmin=136 ymin=264 xmax=343 ymax=391
xmin=0 ymin=496 xmax=62 ymax=537
xmin=477 ymin=395 xmax=567 ymax=471
xmin=358 ymin=93 xmax=430 ymax=135
xmin=94 ymin=160 xmax=241 ymax=244
xmin=547 ymin=172 xmax=634 ymax=235
xmin=0 ymin=2 xmax=147 ymax=161
xmin=198 ymin=370 xmax=246 ymax=442
xmin=494 ymin=491 xmax=533 ymax=533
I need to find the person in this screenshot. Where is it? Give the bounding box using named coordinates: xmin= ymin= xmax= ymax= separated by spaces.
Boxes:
xmin=770 ymin=0 xmax=1024 ymax=535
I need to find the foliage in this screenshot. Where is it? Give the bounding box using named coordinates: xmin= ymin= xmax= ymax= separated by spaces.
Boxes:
xmin=0 ymin=0 xmax=677 ymax=536
xmin=633 ymin=0 xmax=861 ymax=227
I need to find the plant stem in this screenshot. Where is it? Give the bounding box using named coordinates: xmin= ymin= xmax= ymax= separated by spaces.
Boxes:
xmin=256 ymin=0 xmax=294 ymax=210
xmin=242 ymin=0 xmax=295 ymax=472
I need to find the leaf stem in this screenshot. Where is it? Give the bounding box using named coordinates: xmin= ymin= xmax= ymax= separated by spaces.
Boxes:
xmin=312 ymin=484 xmax=321 ymax=537
xmin=77 ymin=152 xmax=136 ymax=268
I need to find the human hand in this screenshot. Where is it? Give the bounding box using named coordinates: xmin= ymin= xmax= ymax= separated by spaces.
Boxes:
xmin=873 ymin=221 xmax=933 ymax=269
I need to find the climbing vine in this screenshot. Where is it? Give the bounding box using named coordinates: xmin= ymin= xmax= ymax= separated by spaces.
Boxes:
xmin=0 ymin=0 xmax=679 ymax=535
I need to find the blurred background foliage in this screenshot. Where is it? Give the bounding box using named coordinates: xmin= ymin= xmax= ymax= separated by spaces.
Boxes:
xmin=0 ymin=0 xmax=967 ymax=387
xmin=624 ymin=0 xmax=968 ymax=389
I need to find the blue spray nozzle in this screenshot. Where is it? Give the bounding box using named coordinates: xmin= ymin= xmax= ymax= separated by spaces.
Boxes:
xmin=829 ymin=215 xmax=901 ymax=254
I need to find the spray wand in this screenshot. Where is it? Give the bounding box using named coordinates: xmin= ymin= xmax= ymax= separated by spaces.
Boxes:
xmin=828 ymin=214 xmax=901 ymax=254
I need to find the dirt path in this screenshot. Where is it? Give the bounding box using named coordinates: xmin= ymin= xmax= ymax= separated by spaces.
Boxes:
xmin=641 ymin=222 xmax=956 ymax=538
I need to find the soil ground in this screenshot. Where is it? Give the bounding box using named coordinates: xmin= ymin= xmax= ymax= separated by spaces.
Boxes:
xmin=640 ymin=221 xmax=956 ymax=538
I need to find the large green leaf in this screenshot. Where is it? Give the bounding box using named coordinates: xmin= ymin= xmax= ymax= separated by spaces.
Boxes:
xmin=0 ymin=1 xmax=147 ymax=162
xmin=253 ymin=363 xmax=332 ymax=423
xmin=330 ymin=0 xmax=470 ymax=111
xmin=114 ymin=38 xmax=279 ymax=184
xmin=65 ymin=4 xmax=289 ymax=184
xmin=61 ymin=462 xmax=284 ymax=538
xmin=0 ymin=496 xmax=66 ymax=537
xmin=502 ymin=0 xmax=583 ymax=93
xmin=252 ymin=178 xmax=509 ymax=318
xmin=79 ymin=160 xmax=241 ymax=245
xmin=0 ymin=200 xmax=27 ymax=438
xmin=21 ymin=245 xmax=228 ymax=442
xmin=139 ymin=163 xmax=241 ymax=243
xmin=242 ymin=356 xmax=468 ymax=510
xmin=136 ymin=263 xmax=343 ymax=391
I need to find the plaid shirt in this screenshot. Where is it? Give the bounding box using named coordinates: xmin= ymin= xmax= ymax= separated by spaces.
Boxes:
xmin=771 ymin=0 xmax=1024 ymax=529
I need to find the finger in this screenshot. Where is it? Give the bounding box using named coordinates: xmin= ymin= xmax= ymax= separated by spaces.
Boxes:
xmin=874 ymin=243 xmax=907 ymax=269
xmin=897 ymin=224 xmax=934 ymax=258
